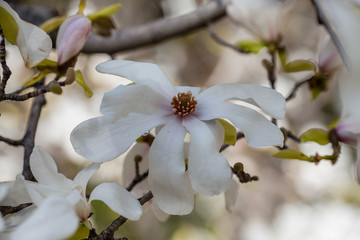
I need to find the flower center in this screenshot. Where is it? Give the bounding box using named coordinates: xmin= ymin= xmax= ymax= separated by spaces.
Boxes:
xmin=171 ymin=91 xmax=197 ymax=116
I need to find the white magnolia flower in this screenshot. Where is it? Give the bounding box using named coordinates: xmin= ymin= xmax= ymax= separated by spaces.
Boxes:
xmin=227 ymin=0 xmax=319 ymax=59
xmin=18 ymin=146 xmax=142 ymax=222
xmin=0 ymin=182 xmax=78 ymax=240
xmin=71 ymin=60 xmax=285 ymax=215
xmin=0 ymin=0 xmax=52 ymax=67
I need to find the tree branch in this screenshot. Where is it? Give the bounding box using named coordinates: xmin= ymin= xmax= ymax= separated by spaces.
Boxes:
xmin=82 ymin=0 xmax=228 ymax=54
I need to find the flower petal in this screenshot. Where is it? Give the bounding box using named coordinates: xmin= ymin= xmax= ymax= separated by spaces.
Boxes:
xmin=355 ymin=142 xmax=360 ymax=184
xmin=148 ymin=118 xmax=194 ymax=215
xmin=11 ymin=196 xmax=78 ymax=240
xmin=56 ymin=15 xmax=91 ymax=65
xmin=89 ymin=182 xmax=142 ymax=220
xmin=30 ymin=146 xmax=75 ymax=189
xmin=96 ymin=60 xmax=176 ymax=100
xmin=0 ymin=1 xmax=52 ymax=68
xmin=224 ymin=179 xmax=239 ymax=213
xmin=196 ymin=83 xmax=286 ymax=119
xmin=73 ymin=163 xmax=101 ymax=194
xmin=100 ymin=84 xmax=170 ymax=121
xmin=0 ymin=175 xmax=32 ymax=206
xmin=196 ymin=102 xmax=284 ymax=147
xmin=71 ymin=113 xmax=172 ymax=162
xmin=150 ymin=202 xmax=170 ymax=222
xmin=183 ymin=117 xmax=232 ymax=195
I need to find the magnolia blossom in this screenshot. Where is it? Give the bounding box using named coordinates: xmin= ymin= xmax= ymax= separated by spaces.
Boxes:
xmin=0 ymin=0 xmax=52 ymax=67
xmin=3 ymin=146 xmax=142 ymax=224
xmin=71 ymin=60 xmax=285 ymax=215
xmin=56 ymin=14 xmax=91 ymax=65
xmin=0 ymin=183 xmax=78 ymax=240
xmin=227 ymin=0 xmax=319 ymax=59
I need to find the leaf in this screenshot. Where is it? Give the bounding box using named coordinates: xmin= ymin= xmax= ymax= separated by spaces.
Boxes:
xmin=217 ymin=119 xmax=237 ymax=146
xmin=66 ymin=223 xmax=89 ymax=240
xmin=283 ymin=60 xmax=316 ymax=72
xmin=236 ymin=40 xmax=266 ymax=54
xmin=273 ymin=148 xmax=311 ymax=161
xmin=75 ymin=70 xmax=93 ymax=98
xmin=300 ymin=128 xmax=330 ymax=145
xmin=35 ymin=58 xmax=59 ymax=74
xmin=39 ymin=16 xmax=67 ymax=33
xmin=0 ymin=7 xmax=19 ymax=44
xmin=87 ymin=3 xmax=121 ymax=21
xmin=22 ymin=72 xmax=47 ymax=87
xmin=278 ymin=47 xmax=287 ymax=67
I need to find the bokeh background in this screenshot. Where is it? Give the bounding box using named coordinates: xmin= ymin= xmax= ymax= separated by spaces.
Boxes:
xmin=1 ymin=0 xmax=359 ymax=239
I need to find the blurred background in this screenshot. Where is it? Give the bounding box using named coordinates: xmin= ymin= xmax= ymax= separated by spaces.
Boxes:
xmin=1 ymin=0 xmax=360 ymax=239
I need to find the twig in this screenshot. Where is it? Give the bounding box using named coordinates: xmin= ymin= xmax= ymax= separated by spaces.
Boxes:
xmin=126 ymin=170 xmax=149 ymax=192
xmin=0 ymin=203 xmax=32 ymax=216
xmin=22 ymin=91 xmax=46 ymax=180
xmin=208 ymin=24 xmax=248 ymax=53
xmin=82 ymin=0 xmax=228 ymax=53
xmin=0 ymin=25 xmax=12 ymax=99
xmin=0 ymin=136 xmax=23 ymax=146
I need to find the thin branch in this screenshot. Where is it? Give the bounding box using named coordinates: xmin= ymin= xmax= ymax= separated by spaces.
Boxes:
xmin=0 ymin=25 xmax=12 ymax=99
xmin=0 ymin=136 xmax=23 ymax=146
xmin=126 ymin=170 xmax=149 ymax=192
xmin=82 ymin=0 xmax=228 ymax=53
xmin=208 ymin=24 xmax=248 ymax=53
xmin=0 ymin=203 xmax=32 ymax=216
xmin=22 ymin=91 xmax=46 ymax=180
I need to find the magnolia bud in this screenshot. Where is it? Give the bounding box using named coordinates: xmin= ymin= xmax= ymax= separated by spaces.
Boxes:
xmin=48 ymin=81 xmax=62 ymax=95
xmin=64 ymin=67 xmax=76 ymax=85
xmin=56 ymin=15 xmax=91 ymax=66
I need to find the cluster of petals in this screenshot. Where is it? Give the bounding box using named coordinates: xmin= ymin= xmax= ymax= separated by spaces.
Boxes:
xmin=0 ymin=146 xmax=142 ymax=237
xmin=0 ymin=0 xmax=52 ymax=67
xmin=71 ymin=60 xmax=285 ymax=215
xmin=56 ymin=14 xmax=91 ymax=65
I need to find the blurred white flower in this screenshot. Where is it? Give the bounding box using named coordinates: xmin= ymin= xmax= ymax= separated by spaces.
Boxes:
xmin=71 ymin=60 xmax=285 ymax=215
xmin=56 ymin=14 xmax=91 ymax=65
xmin=0 ymin=0 xmax=52 ymax=67
xmin=2 ymin=146 xmax=142 ymax=225
xmin=0 ymin=182 xmax=78 ymax=240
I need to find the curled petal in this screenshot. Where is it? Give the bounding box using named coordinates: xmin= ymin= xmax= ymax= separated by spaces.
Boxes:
xmin=10 ymin=196 xmax=78 ymax=240
xmin=0 ymin=175 xmax=32 ymax=206
xmin=224 ymin=179 xmax=239 ymax=213
xmin=196 ymin=83 xmax=286 ymax=119
xmin=30 ymin=146 xmax=75 ymax=190
xmin=73 ymin=163 xmax=101 ymax=194
xmin=101 ymin=84 xmax=170 ymax=121
xmin=89 ymin=182 xmax=142 ymax=220
xmin=0 ymin=1 xmax=52 ymax=67
xmin=56 ymin=15 xmax=91 ymax=65
xmin=96 ymin=60 xmax=176 ymax=100
xmin=71 ymin=113 xmax=172 ymax=162
xmin=183 ymin=117 xmax=232 ymax=195
xmin=196 ymin=102 xmax=284 ymax=147
xmin=148 ymin=119 xmax=194 ymax=215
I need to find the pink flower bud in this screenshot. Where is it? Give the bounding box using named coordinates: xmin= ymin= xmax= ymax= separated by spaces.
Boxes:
xmin=56 ymin=15 xmax=91 ymax=65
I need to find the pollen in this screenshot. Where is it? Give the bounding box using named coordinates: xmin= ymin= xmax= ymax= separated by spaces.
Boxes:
xmin=171 ymin=91 xmax=198 ymax=116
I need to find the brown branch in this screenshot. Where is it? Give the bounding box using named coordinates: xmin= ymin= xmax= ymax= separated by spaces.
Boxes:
xmin=0 ymin=25 xmax=12 ymax=100
xmin=0 ymin=203 xmax=32 ymax=216
xmin=126 ymin=170 xmax=149 ymax=192
xmin=0 ymin=136 xmax=23 ymax=146
xmin=208 ymin=24 xmax=248 ymax=53
xmin=22 ymin=91 xmax=46 ymax=180
xmin=285 ymin=77 xmax=311 ymax=101
xmin=82 ymin=0 xmax=228 ymax=53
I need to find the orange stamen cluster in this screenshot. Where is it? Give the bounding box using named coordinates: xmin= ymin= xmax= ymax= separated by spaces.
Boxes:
xmin=171 ymin=91 xmax=198 ymax=116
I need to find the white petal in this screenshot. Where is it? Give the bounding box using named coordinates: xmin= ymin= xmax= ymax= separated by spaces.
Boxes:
xmin=0 ymin=183 xmax=9 ymax=202
xmin=89 ymin=182 xmax=142 ymax=220
xmin=183 ymin=117 xmax=232 ymax=195
xmin=196 ymin=102 xmax=284 ymax=147
xmin=196 ymin=83 xmax=286 ymax=119
xmin=73 ymin=163 xmax=101 ymax=194
xmin=224 ymin=179 xmax=239 ymax=213
xmin=30 ymin=146 xmax=75 ymax=190
xmin=100 ymin=84 xmax=170 ymax=122
xmin=174 ymin=86 xmax=201 ymax=97
xmin=0 ymin=175 xmax=32 ymax=206
xmin=150 ymin=202 xmax=170 ymax=222
xmin=355 ymin=142 xmax=360 ymax=184
xmin=71 ymin=113 xmax=172 ymax=162
xmin=148 ymin=118 xmax=194 ymax=215
xmin=10 ymin=196 xmax=78 ymax=240
xmin=96 ymin=60 xmax=176 ymax=100
xmin=123 ymin=143 xmax=150 ymax=197
xmin=0 ymin=1 xmax=52 ymax=68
